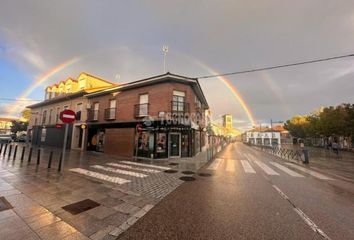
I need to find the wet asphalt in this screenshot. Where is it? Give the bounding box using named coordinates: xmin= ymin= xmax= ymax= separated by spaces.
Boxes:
xmin=118 ymin=143 xmax=354 ymax=240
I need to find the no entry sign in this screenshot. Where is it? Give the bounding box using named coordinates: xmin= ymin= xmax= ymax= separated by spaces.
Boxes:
xmin=60 ymin=109 xmax=76 ymax=123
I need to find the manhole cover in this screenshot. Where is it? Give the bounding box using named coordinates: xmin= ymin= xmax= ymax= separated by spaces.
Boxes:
xmin=168 ymin=163 xmax=179 ymax=166
xmin=0 ymin=197 xmax=13 ymax=212
xmin=62 ymin=199 xmax=100 ymax=215
xmin=181 ymin=171 xmax=195 ymax=175
xmin=179 ymin=176 xmax=196 ymax=181
xmin=198 ymin=173 xmax=212 ymax=177
xmin=164 ymin=169 xmax=178 ymax=174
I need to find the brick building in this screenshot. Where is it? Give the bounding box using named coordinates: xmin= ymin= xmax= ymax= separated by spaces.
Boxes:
xmin=85 ymin=73 xmax=209 ymax=159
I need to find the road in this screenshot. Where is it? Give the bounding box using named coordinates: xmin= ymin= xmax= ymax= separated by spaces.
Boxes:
xmin=118 ymin=143 xmax=354 ymax=240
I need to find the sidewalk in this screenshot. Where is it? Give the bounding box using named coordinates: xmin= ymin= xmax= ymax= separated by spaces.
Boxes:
xmin=0 ymin=143 xmax=217 ymax=240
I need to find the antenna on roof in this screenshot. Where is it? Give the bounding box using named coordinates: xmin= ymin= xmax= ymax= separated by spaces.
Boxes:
xmin=115 ymin=74 xmax=121 ymax=83
xmin=162 ymin=45 xmax=169 ymax=73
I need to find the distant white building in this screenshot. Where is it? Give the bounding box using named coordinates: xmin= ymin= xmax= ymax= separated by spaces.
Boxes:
xmin=245 ymin=131 xmax=281 ymax=146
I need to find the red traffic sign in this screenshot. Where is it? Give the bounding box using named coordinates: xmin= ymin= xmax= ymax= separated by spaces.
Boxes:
xmin=55 ymin=124 xmax=63 ymax=129
xmin=136 ymin=123 xmax=143 ymax=134
xmin=60 ymin=109 xmax=76 ymax=123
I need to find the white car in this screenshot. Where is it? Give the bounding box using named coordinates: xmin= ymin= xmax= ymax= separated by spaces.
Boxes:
xmin=0 ymin=135 xmax=12 ymax=143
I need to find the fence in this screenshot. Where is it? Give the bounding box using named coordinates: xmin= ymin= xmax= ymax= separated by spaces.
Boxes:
xmin=206 ymin=142 xmax=227 ymax=161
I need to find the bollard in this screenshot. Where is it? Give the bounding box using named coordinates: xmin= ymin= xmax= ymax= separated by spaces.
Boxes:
xmin=303 ymin=149 xmax=309 ymax=164
xmin=13 ymin=145 xmax=18 ymax=160
xmin=0 ymin=143 xmax=3 ymax=154
xmin=36 ymin=149 xmax=41 ymax=165
xmin=20 ymin=146 xmax=25 ymax=162
xmin=48 ymin=151 xmax=53 ymax=168
xmin=3 ymin=144 xmax=8 ymax=156
xmin=58 ymin=153 xmax=63 ymax=172
xmin=8 ymin=145 xmax=12 ymax=158
xmin=27 ymin=147 xmax=33 ymax=163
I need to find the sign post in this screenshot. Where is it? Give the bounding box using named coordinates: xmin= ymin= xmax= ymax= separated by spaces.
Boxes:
xmin=59 ymin=109 xmax=76 ymax=172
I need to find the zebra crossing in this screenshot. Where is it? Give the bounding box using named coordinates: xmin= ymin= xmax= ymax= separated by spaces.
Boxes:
xmin=69 ymin=161 xmax=172 ymax=185
xmin=205 ymin=156 xmax=333 ymax=181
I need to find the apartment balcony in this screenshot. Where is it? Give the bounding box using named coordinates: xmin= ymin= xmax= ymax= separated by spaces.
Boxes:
xmin=87 ymin=110 xmax=99 ymax=122
xmin=134 ymin=103 xmax=149 ymax=118
xmin=104 ymin=108 xmax=116 ymax=120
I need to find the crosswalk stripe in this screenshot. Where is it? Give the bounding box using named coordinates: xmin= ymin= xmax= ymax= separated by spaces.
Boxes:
xmin=253 ymin=160 xmax=279 ymax=175
xmin=270 ymin=162 xmax=304 ymax=177
xmin=121 ymin=161 xmax=170 ymax=170
xmin=106 ymin=163 xmax=161 ymax=173
xmin=69 ymin=168 xmax=131 ymax=184
xmin=206 ymin=158 xmax=223 ymax=170
xmin=241 ymin=160 xmax=256 ymax=173
xmin=91 ymin=165 xmax=148 ymax=178
xmin=284 ymin=163 xmax=333 ymax=180
xmin=226 ymin=160 xmax=236 ymax=172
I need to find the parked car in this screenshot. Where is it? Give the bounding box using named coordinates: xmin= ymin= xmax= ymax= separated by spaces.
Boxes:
xmin=0 ymin=134 xmax=13 ymax=143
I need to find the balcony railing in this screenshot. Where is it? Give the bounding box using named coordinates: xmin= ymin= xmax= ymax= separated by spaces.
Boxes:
xmin=171 ymin=101 xmax=190 ymax=114
xmin=87 ymin=110 xmax=99 ymax=121
xmin=104 ymin=108 xmax=116 ymax=120
xmin=134 ymin=103 xmax=149 ymax=118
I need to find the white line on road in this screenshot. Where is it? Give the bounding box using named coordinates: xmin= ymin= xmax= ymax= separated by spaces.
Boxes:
xmin=226 ymin=160 xmax=236 ymax=172
xmin=270 ymin=162 xmax=304 ymax=177
xmin=253 ymin=160 xmax=279 ymax=175
xmin=121 ymin=161 xmax=170 ymax=170
xmin=69 ymin=168 xmax=131 ymax=184
xmin=106 ymin=163 xmax=161 ymax=173
xmin=206 ymin=158 xmax=223 ymax=171
xmin=284 ymin=163 xmax=333 ymax=180
xmin=91 ymin=165 xmax=148 ymax=178
xmin=241 ymin=160 xmax=256 ymax=173
xmin=272 ymin=184 xmax=331 ymax=240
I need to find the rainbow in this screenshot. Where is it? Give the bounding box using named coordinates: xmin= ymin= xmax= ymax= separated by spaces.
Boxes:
xmin=6 ymin=57 xmax=80 ymax=116
xmin=193 ymin=60 xmax=257 ymax=126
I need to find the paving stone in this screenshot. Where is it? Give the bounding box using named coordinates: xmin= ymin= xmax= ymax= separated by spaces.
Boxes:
xmin=65 ymin=213 xmax=106 ymax=237
xmin=14 ymin=204 xmax=49 ymax=218
xmin=99 ymin=196 xmax=123 ymax=208
xmin=36 ymin=221 xmax=78 ymax=240
xmin=0 ymin=209 xmax=17 ymax=221
xmin=101 ymin=211 xmax=129 ymax=226
xmin=86 ymin=205 xmax=116 ymax=220
xmin=109 ymin=226 xmax=124 ymax=237
xmin=90 ymin=225 xmax=115 ymax=240
xmin=0 ymin=189 xmax=22 ymax=197
xmin=113 ymin=202 xmax=141 ymax=215
xmin=62 ymin=231 xmax=90 ymax=240
xmin=24 ymin=212 xmax=61 ymax=230
xmin=126 ymin=216 xmax=139 ymax=226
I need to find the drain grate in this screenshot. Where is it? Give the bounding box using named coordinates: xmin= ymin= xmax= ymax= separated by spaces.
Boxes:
xmin=62 ymin=199 xmax=100 ymax=215
xmin=164 ymin=169 xmax=178 ymax=174
xmin=179 ymin=176 xmax=196 ymax=181
xmin=198 ymin=173 xmax=212 ymax=177
xmin=181 ymin=170 xmax=195 ymax=175
xmin=168 ymin=163 xmax=179 ymax=166
xmin=0 ymin=197 xmax=13 ymax=212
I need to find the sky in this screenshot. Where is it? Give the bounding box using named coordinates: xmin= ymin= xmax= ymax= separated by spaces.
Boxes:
xmin=1 ymin=0 xmax=354 ymax=130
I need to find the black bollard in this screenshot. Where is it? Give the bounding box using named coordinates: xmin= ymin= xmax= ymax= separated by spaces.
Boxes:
xmin=0 ymin=143 xmax=3 ymax=154
xmin=303 ymin=149 xmax=309 ymax=164
xmin=20 ymin=146 xmax=25 ymax=162
xmin=13 ymin=145 xmax=18 ymax=160
xmin=28 ymin=147 xmax=33 ymax=163
xmin=3 ymin=144 xmax=8 ymax=156
xmin=47 ymin=151 xmax=53 ymax=169
xmin=36 ymin=149 xmax=41 ymax=165
xmin=58 ymin=152 xmax=63 ymax=172
xmin=8 ymin=145 xmax=12 ymax=158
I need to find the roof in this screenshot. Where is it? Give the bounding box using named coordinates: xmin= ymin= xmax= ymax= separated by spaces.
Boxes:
xmin=26 ymin=91 xmax=86 ymax=109
xmin=85 ymin=72 xmax=209 ymax=108
xmin=79 ymin=72 xmax=116 ymax=85
xmin=0 ymin=117 xmax=17 ymax=122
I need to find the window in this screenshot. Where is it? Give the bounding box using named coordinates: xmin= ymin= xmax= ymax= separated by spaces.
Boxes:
xmin=66 ymin=84 xmax=72 ymax=93
xmin=48 ymin=109 xmax=53 ymax=124
xmin=172 ymin=90 xmax=185 ymax=112
xmin=93 ymin=102 xmax=99 ymax=120
xmin=139 ymin=94 xmax=149 ymax=116
xmin=59 ymin=85 xmax=64 ymax=94
xmin=42 ymin=110 xmax=47 ymax=125
xmin=45 ymin=91 xmax=50 ymax=100
xmin=79 ymin=79 xmax=86 ymax=89
xmin=56 ymin=107 xmax=60 ymax=122
xmin=63 ymin=105 xmax=69 ymax=110
xmin=108 ymin=99 xmax=116 ymax=119
xmin=76 ymin=103 xmax=82 ymax=120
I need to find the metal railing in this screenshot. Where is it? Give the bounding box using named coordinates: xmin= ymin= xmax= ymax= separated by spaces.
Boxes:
xmin=104 ymin=108 xmax=116 ymax=120
xmin=250 ymin=144 xmax=306 ymax=163
xmin=171 ymin=101 xmax=190 ymax=114
xmin=87 ymin=110 xmax=99 ymax=121
xmin=134 ymin=103 xmax=149 ymax=118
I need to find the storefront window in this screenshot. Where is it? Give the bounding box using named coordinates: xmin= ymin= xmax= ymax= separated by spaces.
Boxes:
xmin=138 ymin=131 xmax=154 ymax=158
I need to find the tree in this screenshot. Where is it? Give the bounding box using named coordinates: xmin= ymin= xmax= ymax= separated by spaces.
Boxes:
xmin=21 ymin=108 xmax=31 ymax=122
xmin=10 ymin=120 xmax=28 ymax=134
xmin=284 ymin=115 xmax=309 ymax=138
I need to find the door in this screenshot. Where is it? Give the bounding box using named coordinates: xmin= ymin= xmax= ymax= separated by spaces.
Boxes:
xmin=169 ymin=133 xmax=181 ymax=157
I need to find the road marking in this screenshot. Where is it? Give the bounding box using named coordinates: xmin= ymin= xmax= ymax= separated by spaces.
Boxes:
xmin=106 ymin=163 xmax=161 ymax=173
xmin=121 ymin=161 xmax=170 ymax=170
xmin=272 ymin=185 xmax=331 ymax=240
xmin=253 ymin=160 xmax=279 ymax=175
xmin=69 ymin=168 xmax=131 ymax=184
xmin=91 ymin=165 xmax=148 ymax=178
xmin=241 ymin=160 xmax=256 ymax=173
xmin=206 ymin=158 xmax=223 ymax=171
xmin=226 ymin=160 xmax=236 ymax=172
xmin=284 ymin=163 xmax=333 ymax=180
xmin=270 ymin=162 xmax=304 ymax=177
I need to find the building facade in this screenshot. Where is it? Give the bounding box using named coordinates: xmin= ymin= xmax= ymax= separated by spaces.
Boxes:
xmin=85 ymin=73 xmax=209 ymax=159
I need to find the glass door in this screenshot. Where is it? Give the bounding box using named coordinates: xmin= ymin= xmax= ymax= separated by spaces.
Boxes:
xmin=169 ymin=133 xmax=181 ymax=157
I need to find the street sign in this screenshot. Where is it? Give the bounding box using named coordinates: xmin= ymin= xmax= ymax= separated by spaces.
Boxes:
xmin=55 ymin=124 xmax=63 ymax=129
xmin=60 ymin=109 xmax=76 ymax=123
